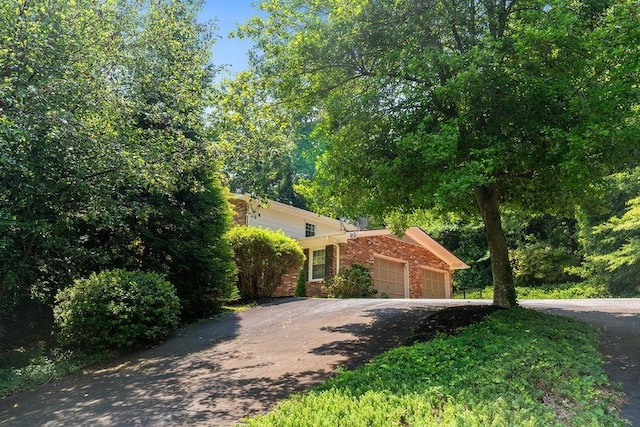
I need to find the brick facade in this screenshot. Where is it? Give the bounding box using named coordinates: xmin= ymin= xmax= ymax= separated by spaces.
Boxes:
xmin=275 ymin=234 xmax=452 ymax=298
xmin=229 ymin=198 xmax=248 ymax=226
xmin=339 ymin=235 xmax=451 ymax=298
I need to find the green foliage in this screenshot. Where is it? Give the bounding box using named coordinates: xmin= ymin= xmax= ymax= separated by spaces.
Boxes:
xmin=0 ymin=0 xmax=236 ymax=323
xmin=323 ymin=264 xmax=377 ymax=298
xmin=53 ymin=270 xmax=180 ymax=352
xmin=0 ymin=343 xmax=112 ymax=399
xmin=505 ymin=213 xmax=582 ymax=287
xmin=455 ymin=283 xmax=610 ymax=300
xmin=241 ymin=0 xmax=640 ymax=308
xmin=577 ymin=168 xmax=640 ymax=297
xmin=215 ymin=72 xmax=321 ymax=208
xmin=123 ymin=170 xmax=239 ymax=321
xmin=227 ymin=226 xmax=305 ymax=298
xmin=295 ymin=268 xmax=308 ymax=297
xmin=244 ymin=309 xmax=625 ymax=426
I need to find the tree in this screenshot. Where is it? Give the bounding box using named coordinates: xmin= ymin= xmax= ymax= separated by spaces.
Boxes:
xmin=576 ymin=168 xmax=640 ymax=297
xmin=239 ymin=0 xmax=640 ymax=307
xmin=1 ymin=0 xmax=236 ymax=323
xmin=215 ymin=71 xmax=322 ymax=208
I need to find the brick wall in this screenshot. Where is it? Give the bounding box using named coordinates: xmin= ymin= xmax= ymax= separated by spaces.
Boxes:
xmin=273 ymin=235 xmax=452 ymax=298
xmin=340 ymin=235 xmax=452 ymax=298
xmin=274 ymin=248 xmax=338 ymax=297
xmin=229 ymin=198 xmax=248 ymax=226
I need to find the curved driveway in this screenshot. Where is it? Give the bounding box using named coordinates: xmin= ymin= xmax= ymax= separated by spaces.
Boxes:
xmin=0 ymin=298 xmax=638 ymax=426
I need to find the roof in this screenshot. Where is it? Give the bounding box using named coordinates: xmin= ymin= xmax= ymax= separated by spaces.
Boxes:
xmin=352 ymin=227 xmax=470 ymax=270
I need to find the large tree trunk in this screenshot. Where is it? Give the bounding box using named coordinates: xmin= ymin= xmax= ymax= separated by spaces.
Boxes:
xmin=475 ymin=184 xmax=517 ymax=308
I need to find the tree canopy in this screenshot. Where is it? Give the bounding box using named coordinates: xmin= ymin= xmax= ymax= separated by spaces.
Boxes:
xmin=1 ymin=0 xmax=236 ymax=322
xmin=239 ymin=0 xmax=640 ymax=307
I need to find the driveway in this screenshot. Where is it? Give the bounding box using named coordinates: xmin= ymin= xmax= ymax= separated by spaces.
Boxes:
xmin=0 ymin=298 xmax=637 ymax=426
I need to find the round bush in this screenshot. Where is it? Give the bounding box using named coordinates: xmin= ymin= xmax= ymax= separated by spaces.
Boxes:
xmin=323 ymin=263 xmax=377 ymax=298
xmin=227 ymin=226 xmax=305 ymax=298
xmin=54 ymin=269 xmax=181 ymax=351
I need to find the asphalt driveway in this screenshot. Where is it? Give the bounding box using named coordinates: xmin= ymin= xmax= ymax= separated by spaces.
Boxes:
xmin=0 ymin=298 xmax=638 ymax=426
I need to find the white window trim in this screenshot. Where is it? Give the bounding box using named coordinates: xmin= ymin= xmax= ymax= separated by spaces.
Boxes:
xmin=309 ymin=247 xmax=326 ymax=282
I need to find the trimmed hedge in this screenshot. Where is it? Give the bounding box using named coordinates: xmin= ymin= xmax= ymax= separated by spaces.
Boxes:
xmin=227 ymin=226 xmax=305 ymax=298
xmin=53 ymin=269 xmax=180 ymax=351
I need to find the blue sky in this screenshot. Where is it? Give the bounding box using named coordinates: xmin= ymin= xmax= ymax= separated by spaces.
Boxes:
xmin=199 ymin=0 xmax=263 ymax=79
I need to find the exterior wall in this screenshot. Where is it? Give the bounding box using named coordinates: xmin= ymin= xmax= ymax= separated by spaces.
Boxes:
xmin=229 ymin=198 xmax=248 ymax=226
xmin=247 ymin=207 xmax=342 ymax=239
xmin=339 ymin=235 xmax=452 ymax=299
xmin=275 ymin=256 xmax=336 ymax=297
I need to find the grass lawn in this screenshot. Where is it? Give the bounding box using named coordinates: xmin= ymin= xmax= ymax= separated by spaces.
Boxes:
xmin=243 ymin=308 xmax=626 ymax=426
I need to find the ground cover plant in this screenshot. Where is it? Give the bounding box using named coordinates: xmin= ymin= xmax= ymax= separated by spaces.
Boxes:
xmin=243 ymin=308 xmax=625 ymax=426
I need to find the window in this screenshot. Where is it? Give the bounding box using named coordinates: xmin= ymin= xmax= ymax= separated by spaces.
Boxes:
xmin=305 ymin=223 xmax=316 ymax=237
xmin=311 ymin=249 xmax=326 ymax=280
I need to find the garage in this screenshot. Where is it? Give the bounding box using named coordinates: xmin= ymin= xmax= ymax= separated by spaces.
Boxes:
xmin=373 ymin=256 xmax=407 ymax=298
xmin=422 ymin=268 xmax=448 ymax=299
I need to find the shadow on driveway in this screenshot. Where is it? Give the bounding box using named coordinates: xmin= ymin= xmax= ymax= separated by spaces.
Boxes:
xmin=0 ymin=298 xmax=440 ymax=426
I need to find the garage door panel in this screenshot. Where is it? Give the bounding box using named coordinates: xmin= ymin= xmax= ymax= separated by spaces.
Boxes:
xmin=374 ymin=257 xmax=405 ymax=298
xmin=422 ymin=269 xmax=447 ymax=299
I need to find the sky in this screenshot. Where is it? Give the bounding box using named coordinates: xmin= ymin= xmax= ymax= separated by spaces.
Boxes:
xmin=198 ymin=1 xmax=263 ymax=79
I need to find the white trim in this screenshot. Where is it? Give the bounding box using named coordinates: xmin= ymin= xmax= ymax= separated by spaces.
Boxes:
xmin=404 ymin=227 xmax=469 ymax=270
xmin=309 ymin=248 xmax=327 ymax=282
xmin=297 ymin=233 xmax=348 ymax=249
xmin=346 ymin=227 xmax=469 ymax=271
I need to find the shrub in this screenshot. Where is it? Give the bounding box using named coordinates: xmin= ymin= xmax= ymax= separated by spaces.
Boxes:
xmin=227 ymin=227 xmax=305 ymax=298
xmin=53 ymin=270 xmax=180 ymax=351
xmin=323 ymin=263 xmax=377 ymax=298
xmin=295 ymin=268 xmax=307 ymax=297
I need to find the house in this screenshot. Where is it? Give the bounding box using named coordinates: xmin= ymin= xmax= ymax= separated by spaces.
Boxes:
xmin=230 ymin=194 xmax=469 ymax=298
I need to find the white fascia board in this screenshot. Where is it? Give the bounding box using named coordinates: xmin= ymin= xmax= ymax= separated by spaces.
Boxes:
xmin=405 ymin=227 xmax=470 ymax=270
xmin=297 ymin=232 xmax=349 ymax=249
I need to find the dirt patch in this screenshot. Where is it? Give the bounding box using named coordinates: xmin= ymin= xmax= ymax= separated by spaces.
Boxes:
xmin=409 ymin=304 xmax=505 ymax=344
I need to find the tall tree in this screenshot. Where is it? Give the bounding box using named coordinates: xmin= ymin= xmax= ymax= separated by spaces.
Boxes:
xmin=0 ymin=0 xmax=236 ymax=321
xmin=240 ymin=0 xmax=640 ymax=307
xmin=215 ymin=71 xmax=322 ymax=207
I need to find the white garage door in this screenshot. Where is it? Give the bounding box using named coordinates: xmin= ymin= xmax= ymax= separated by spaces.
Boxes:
xmin=374 ymin=257 xmax=406 ymax=298
xmin=422 ymin=268 xmax=447 ymax=299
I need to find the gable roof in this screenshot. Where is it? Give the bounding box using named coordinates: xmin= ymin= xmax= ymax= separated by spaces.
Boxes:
xmin=352 ymin=227 xmax=469 ymax=270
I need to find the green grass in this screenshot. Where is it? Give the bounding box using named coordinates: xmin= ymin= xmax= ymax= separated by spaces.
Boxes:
xmin=455 ymin=282 xmax=610 ymax=300
xmin=243 ymin=308 xmax=626 ymax=426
